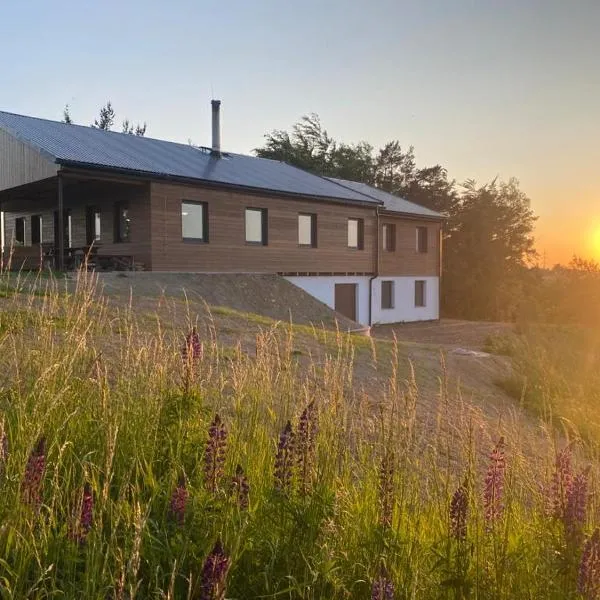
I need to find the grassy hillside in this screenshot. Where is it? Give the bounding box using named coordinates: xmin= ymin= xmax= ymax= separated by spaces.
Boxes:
xmin=0 ymin=271 xmax=598 ymax=598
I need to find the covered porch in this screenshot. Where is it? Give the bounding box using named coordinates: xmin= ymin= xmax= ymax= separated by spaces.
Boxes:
xmin=0 ymin=171 xmax=152 ymax=271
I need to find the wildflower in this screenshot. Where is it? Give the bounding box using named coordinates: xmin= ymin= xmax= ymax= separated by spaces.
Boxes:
xmin=578 ymin=528 xmax=600 ymax=600
xmin=565 ymin=467 xmax=590 ymax=545
xmin=274 ymin=421 xmax=294 ymax=493
xmin=20 ymin=436 xmax=46 ymax=509
xmin=450 ymin=481 xmax=469 ymax=541
xmin=169 ymin=476 xmax=188 ymax=524
xmin=231 ymin=464 xmax=249 ymax=510
xmin=204 ymin=415 xmax=227 ymax=494
xmin=0 ymin=423 xmax=7 ymax=476
xmin=371 ymin=566 xmax=395 ymax=600
xmin=548 ymin=445 xmax=574 ymax=519
xmin=378 ymin=451 xmax=395 ymax=528
xmin=483 ymin=437 xmax=505 ymax=531
xmin=182 ymin=327 xmax=202 ymax=361
xmin=69 ymin=482 xmax=94 ymax=544
xmin=199 ymin=539 xmax=231 ymax=600
xmin=296 ymin=401 xmax=318 ymax=494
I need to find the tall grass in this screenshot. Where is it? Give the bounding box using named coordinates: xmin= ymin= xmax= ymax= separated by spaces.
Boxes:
xmin=0 ymin=270 xmax=598 ymax=598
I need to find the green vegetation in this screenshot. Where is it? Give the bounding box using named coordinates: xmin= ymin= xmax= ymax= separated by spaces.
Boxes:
xmin=0 ymin=273 xmax=599 ymax=598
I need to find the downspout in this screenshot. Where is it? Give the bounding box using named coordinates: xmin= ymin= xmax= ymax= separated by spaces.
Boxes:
xmin=368 ymin=205 xmax=381 ymax=327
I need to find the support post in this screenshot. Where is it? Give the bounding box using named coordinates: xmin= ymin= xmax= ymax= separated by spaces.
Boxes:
xmin=57 ymin=174 xmax=65 ymax=271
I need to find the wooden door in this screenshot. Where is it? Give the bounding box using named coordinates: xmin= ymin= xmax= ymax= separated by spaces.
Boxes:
xmin=334 ymin=283 xmax=357 ymax=321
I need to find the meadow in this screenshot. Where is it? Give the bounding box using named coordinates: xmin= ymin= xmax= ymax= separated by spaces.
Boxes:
xmin=0 ymin=271 xmax=599 ymax=599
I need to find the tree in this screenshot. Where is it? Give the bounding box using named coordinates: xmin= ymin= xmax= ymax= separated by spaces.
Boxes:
xmin=62 ymin=104 xmax=73 ymax=124
xmin=92 ymin=101 xmax=115 ymax=130
xmin=122 ymin=119 xmax=147 ymax=136
xmin=63 ymin=101 xmax=147 ymax=136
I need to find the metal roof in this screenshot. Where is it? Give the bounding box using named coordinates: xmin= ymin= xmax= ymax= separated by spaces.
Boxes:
xmin=327 ymin=177 xmax=443 ymax=219
xmin=0 ymin=111 xmax=380 ymax=205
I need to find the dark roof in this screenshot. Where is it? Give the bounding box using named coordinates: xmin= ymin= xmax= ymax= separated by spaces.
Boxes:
xmin=0 ymin=111 xmax=379 ymax=205
xmin=327 ymin=177 xmax=443 ymax=219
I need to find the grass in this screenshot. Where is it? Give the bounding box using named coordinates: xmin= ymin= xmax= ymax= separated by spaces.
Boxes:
xmin=0 ymin=270 xmax=598 ymax=598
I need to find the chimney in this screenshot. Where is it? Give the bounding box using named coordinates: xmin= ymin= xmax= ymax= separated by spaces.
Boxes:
xmin=211 ymin=99 xmax=221 ymax=156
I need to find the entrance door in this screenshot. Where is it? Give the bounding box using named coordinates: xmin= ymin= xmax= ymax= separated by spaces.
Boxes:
xmin=334 ymin=283 xmax=357 ymax=321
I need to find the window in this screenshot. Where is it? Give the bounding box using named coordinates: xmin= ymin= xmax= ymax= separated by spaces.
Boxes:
xmin=348 ymin=218 xmax=364 ymax=249
xmin=115 ymin=203 xmax=131 ymax=243
xmin=298 ymin=213 xmax=317 ymax=247
xmin=416 ymin=226 xmax=428 ymax=253
xmin=86 ymin=207 xmax=101 ymax=245
xmin=245 ymin=208 xmax=268 ymax=245
xmin=31 ymin=215 xmax=42 ymax=245
xmin=382 ymin=223 xmax=396 ymax=252
xmin=15 ymin=217 xmax=25 ymax=245
xmin=415 ymin=280 xmax=426 ymax=307
xmin=381 ymin=280 xmax=394 ymax=309
xmin=182 ymin=201 xmax=209 ymax=242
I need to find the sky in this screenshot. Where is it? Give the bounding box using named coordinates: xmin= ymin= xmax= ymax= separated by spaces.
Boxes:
xmin=2 ymin=0 xmax=599 ymax=265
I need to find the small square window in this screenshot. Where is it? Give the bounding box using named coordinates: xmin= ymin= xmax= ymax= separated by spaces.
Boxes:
xmin=381 ymin=280 xmax=394 ymax=309
xmin=246 ymin=208 xmax=268 ymax=245
xmin=182 ymin=201 xmax=209 ymax=242
xmin=416 ymin=226 xmax=428 ymax=253
xmin=415 ymin=280 xmax=426 ymax=307
xmin=348 ymin=218 xmax=364 ymax=249
xmin=382 ymin=223 xmax=396 ymax=252
xmin=298 ymin=213 xmax=317 ymax=247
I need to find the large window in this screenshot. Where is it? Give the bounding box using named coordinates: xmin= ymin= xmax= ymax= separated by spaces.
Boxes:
xmin=15 ymin=217 xmax=25 ymax=245
xmin=382 ymin=223 xmax=396 ymax=252
xmin=381 ymin=280 xmax=394 ymax=309
xmin=298 ymin=213 xmax=317 ymax=247
xmin=245 ymin=208 xmax=268 ymax=245
xmin=415 ymin=280 xmax=426 ymax=307
xmin=416 ymin=226 xmax=428 ymax=253
xmin=115 ymin=202 xmax=131 ymax=243
xmin=348 ymin=218 xmax=364 ymax=249
xmin=31 ymin=215 xmax=42 ymax=245
xmin=86 ymin=207 xmax=101 ymax=245
xmin=182 ymin=201 xmax=209 ymax=242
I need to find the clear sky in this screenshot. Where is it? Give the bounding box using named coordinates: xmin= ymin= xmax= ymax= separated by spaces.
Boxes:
xmin=2 ymin=0 xmax=599 ymax=264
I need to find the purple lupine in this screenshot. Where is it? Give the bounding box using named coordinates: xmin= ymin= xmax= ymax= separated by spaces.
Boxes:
xmin=450 ymin=482 xmax=469 ymax=541
xmin=182 ymin=327 xmax=202 ymax=361
xmin=378 ymin=451 xmax=395 ymax=529
xmin=296 ymin=401 xmax=318 ymax=495
xmin=483 ymin=437 xmax=505 ymax=531
xmin=69 ymin=482 xmax=94 ymax=544
xmin=548 ymin=446 xmax=574 ymax=519
xmin=231 ymin=464 xmax=249 ymax=510
xmin=565 ymin=467 xmax=590 ymax=545
xmin=169 ymin=476 xmax=188 ymax=524
xmin=204 ymin=415 xmax=227 ymax=494
xmin=20 ymin=436 xmax=46 ymax=509
xmin=371 ymin=566 xmax=395 ymax=600
xmin=274 ymin=421 xmax=294 ymax=493
xmin=578 ymin=528 xmax=600 ymax=600
xmin=199 ymin=540 xmax=231 ymax=600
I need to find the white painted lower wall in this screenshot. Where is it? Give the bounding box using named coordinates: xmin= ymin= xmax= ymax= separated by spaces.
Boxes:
xmin=285 ymin=275 xmax=439 ymax=326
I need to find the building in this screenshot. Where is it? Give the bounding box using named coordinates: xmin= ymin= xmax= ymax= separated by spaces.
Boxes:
xmin=0 ymin=102 xmax=443 ymax=326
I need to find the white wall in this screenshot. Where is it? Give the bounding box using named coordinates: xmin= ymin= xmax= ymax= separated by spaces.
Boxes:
xmin=285 ymin=275 xmax=440 ymax=326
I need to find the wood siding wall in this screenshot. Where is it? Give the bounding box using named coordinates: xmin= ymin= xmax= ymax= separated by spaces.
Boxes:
xmin=150 ymin=182 xmax=378 ymax=273
xmin=0 ymin=129 xmax=58 ymax=192
xmin=379 ymin=216 xmax=441 ymax=277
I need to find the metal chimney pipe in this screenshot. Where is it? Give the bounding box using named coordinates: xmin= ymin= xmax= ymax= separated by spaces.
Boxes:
xmin=211 ymin=100 xmax=221 ymax=155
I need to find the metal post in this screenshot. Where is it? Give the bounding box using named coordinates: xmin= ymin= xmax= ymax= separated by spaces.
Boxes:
xmin=57 ymin=174 xmax=65 ymax=271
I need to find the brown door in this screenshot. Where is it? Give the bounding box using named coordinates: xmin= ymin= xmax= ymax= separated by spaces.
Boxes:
xmin=335 ymin=283 xmax=357 ymax=321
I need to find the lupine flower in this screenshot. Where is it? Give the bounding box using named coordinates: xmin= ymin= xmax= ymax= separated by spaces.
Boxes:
xmin=378 ymin=451 xmax=395 ymax=528
xmin=69 ymin=482 xmax=94 ymax=544
xmin=565 ymin=467 xmax=590 ymax=544
xmin=483 ymin=437 xmax=505 ymax=531
xmin=182 ymin=327 xmax=202 ymax=361
xmin=204 ymin=415 xmax=227 ymax=494
xmin=274 ymin=421 xmax=294 ymax=493
xmin=199 ymin=539 xmax=231 ymax=600
xmin=371 ymin=566 xmax=395 ymax=600
xmin=169 ymin=476 xmax=188 ymax=524
xmin=0 ymin=424 xmax=7 ymax=476
xmin=578 ymin=528 xmax=600 ymax=600
xmin=548 ymin=446 xmax=574 ymax=519
xmin=231 ymin=464 xmax=249 ymax=510
xmin=20 ymin=436 xmax=46 ymax=509
xmin=450 ymin=481 xmax=469 ymax=541
xmin=296 ymin=401 xmax=318 ymax=494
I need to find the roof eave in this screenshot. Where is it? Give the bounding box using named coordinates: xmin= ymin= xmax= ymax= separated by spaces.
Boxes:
xmin=379 ymin=208 xmax=445 ymax=221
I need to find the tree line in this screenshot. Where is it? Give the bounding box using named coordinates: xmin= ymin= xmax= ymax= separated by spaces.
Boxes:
xmin=62 ymin=101 xmax=147 ymax=136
